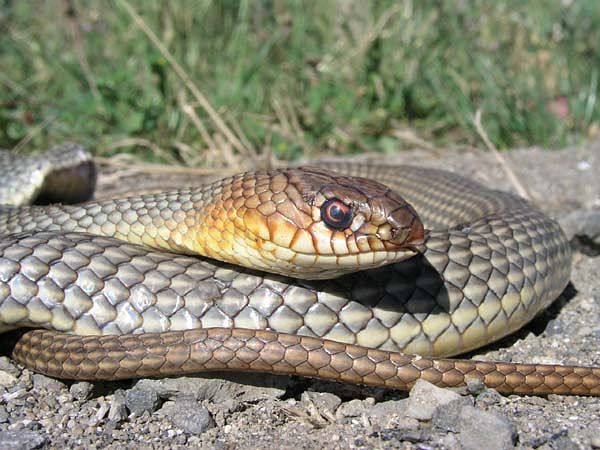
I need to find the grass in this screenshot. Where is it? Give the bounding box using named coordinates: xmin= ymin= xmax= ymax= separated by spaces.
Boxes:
xmin=0 ymin=0 xmax=599 ymax=167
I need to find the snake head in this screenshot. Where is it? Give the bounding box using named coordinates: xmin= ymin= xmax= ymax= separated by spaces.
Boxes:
xmin=192 ymin=166 xmax=424 ymax=280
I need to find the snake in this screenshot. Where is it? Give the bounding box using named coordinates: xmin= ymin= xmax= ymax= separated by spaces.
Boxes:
xmin=0 ymin=144 xmax=598 ymax=397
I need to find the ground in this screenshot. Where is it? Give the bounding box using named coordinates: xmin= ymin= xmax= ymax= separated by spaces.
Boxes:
xmin=0 ymin=141 xmax=599 ymax=450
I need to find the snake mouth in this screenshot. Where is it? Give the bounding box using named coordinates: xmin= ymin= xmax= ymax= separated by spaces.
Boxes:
xmin=385 ymin=215 xmax=426 ymax=251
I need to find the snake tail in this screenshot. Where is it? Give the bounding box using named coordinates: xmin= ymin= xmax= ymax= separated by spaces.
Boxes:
xmin=12 ymin=328 xmax=600 ymax=396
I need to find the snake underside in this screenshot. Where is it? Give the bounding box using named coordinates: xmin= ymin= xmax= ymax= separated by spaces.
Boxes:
xmin=0 ymin=145 xmax=596 ymax=396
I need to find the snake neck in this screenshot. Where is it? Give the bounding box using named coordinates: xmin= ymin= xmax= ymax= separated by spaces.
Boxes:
xmin=0 ymin=188 xmax=210 ymax=256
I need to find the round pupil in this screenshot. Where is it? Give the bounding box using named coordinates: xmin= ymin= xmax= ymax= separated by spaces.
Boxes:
xmin=329 ymin=204 xmax=345 ymax=221
xmin=321 ymin=199 xmax=353 ymax=230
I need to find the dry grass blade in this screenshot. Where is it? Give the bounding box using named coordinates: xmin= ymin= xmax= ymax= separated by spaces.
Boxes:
xmin=116 ymin=0 xmax=249 ymax=159
xmin=390 ymin=121 xmax=439 ymax=153
xmin=473 ymin=109 xmax=532 ymax=201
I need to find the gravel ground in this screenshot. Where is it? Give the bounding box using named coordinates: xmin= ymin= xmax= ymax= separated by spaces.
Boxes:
xmin=1 ymin=141 xmax=599 ymax=450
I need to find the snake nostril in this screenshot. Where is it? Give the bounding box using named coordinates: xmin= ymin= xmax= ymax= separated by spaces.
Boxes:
xmin=390 ymin=227 xmax=409 ymax=244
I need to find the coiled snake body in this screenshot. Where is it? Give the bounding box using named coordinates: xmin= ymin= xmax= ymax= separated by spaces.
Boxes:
xmin=1 ymin=145 xmax=598 ymax=396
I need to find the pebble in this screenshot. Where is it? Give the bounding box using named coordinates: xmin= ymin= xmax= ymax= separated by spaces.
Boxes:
xmin=432 ymin=397 xmax=474 ymax=432
xmin=405 ymin=380 xmax=461 ymax=421
xmin=545 ymin=318 xmax=565 ymax=336
xmin=31 ymin=374 xmax=66 ymax=393
xmin=0 ymin=371 xmax=17 ymax=388
xmin=93 ymin=402 xmax=110 ymax=424
xmin=69 ymin=382 xmax=94 ymax=401
xmin=475 ymin=388 xmax=505 ymax=408
xmin=465 ymin=378 xmax=486 ymax=395
xmin=124 ymin=387 xmax=161 ymax=416
xmin=0 ymin=406 xmax=8 ymax=424
xmin=0 ymin=358 xmax=20 ymax=378
xmin=158 ymin=398 xmax=215 ymax=435
xmin=108 ymin=390 xmax=128 ymax=422
xmin=300 ymin=391 xmax=341 ymax=418
xmin=370 ymin=399 xmax=420 ymax=429
xmin=457 ymin=405 xmax=517 ymax=450
xmin=336 ymin=398 xmax=376 ymax=419
xmin=550 ymin=434 xmax=579 ymax=450
xmin=0 ymin=430 xmax=45 ymax=450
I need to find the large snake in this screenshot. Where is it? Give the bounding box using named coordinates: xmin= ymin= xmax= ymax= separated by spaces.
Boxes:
xmin=1 ymin=145 xmax=598 ymax=396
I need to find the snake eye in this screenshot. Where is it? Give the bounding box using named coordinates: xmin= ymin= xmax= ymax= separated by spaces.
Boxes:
xmin=321 ymin=198 xmax=353 ymax=230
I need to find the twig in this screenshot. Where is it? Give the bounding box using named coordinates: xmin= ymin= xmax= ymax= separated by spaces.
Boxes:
xmin=63 ymin=0 xmax=101 ymax=101
xmin=225 ymin=111 xmax=258 ymax=160
xmin=390 ymin=122 xmax=439 ymax=152
xmin=213 ymin=133 xmax=242 ymax=171
xmin=473 ymin=109 xmax=532 ymax=200
xmin=179 ymin=102 xmax=217 ymax=152
xmin=116 ymin=0 xmax=249 ymax=157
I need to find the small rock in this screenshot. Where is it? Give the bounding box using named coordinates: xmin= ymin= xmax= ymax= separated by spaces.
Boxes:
xmin=0 ymin=406 xmax=8 ymax=424
xmin=336 ymin=398 xmax=376 ymax=419
xmin=0 ymin=430 xmax=45 ymax=450
xmin=465 ymin=378 xmax=485 ymax=395
xmin=108 ymin=390 xmax=128 ymax=422
xmin=69 ymin=382 xmax=94 ymax=401
xmin=545 ymin=318 xmax=565 ymax=336
xmin=406 ymin=380 xmax=461 ymax=421
xmin=32 ymin=374 xmax=66 ymax=392
xmin=158 ymin=398 xmax=215 ymax=435
xmin=553 ymin=436 xmax=579 ymax=450
xmin=369 ymin=399 xmax=409 ymax=419
xmin=0 ymin=358 xmax=20 ymax=378
xmin=457 ymin=405 xmax=517 ymax=450
xmin=432 ymin=397 xmax=474 ymax=432
xmin=124 ymin=388 xmax=161 ymax=416
xmin=591 ymin=436 xmax=600 ymax=449
xmin=475 ymin=388 xmax=505 ymax=408
xmin=92 ymin=402 xmax=110 ymax=425
xmin=369 ymin=399 xmax=420 ymax=429
xmin=0 ymin=371 xmax=17 ymax=388
xmin=300 ymin=391 xmax=342 ymax=418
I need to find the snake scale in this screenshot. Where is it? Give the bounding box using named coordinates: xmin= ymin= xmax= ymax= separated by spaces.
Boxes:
xmin=1 ymin=145 xmax=598 ymax=396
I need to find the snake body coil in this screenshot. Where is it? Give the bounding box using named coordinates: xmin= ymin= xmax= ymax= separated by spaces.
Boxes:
xmin=0 ymin=146 xmax=595 ymax=396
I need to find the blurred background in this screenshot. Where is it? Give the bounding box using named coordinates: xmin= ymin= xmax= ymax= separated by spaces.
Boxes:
xmin=1 ymin=0 xmax=599 ymax=167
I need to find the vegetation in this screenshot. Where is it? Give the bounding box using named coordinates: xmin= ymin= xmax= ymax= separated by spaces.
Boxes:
xmin=1 ymin=0 xmax=599 ymax=165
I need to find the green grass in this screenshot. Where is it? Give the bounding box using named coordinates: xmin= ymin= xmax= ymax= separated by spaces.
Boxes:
xmin=1 ymin=0 xmax=599 ymax=164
